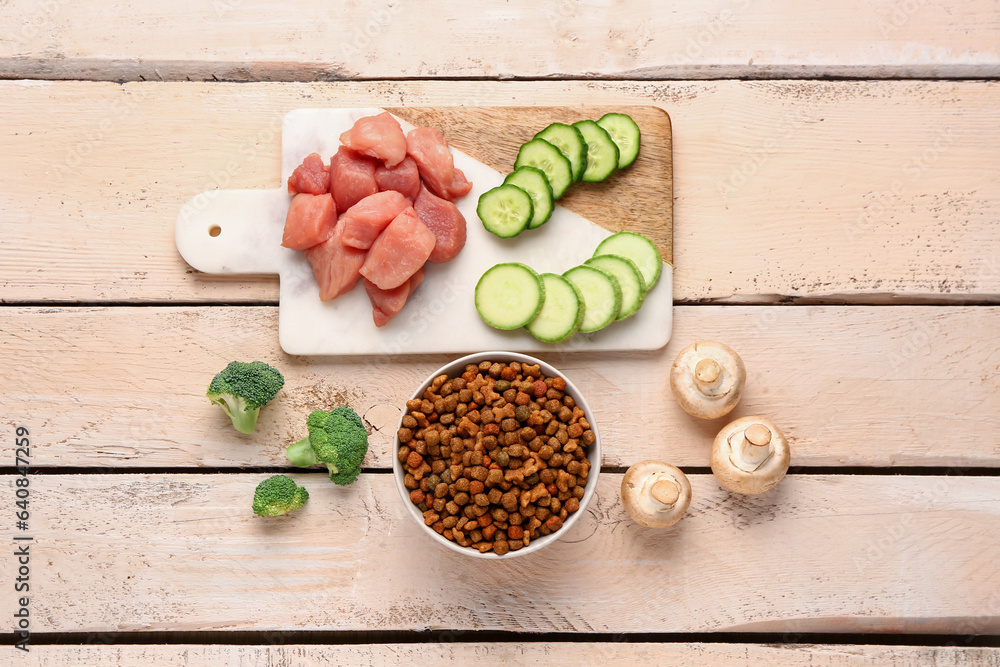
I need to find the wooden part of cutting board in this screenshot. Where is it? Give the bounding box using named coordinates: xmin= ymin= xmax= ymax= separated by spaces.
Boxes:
xmin=392 ymin=106 xmax=673 ymax=264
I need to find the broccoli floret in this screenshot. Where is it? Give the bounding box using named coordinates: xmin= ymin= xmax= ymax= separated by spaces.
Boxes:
xmin=285 ymin=406 xmax=369 ymax=485
xmin=252 ymin=474 xmax=309 ymax=517
xmin=207 ymin=361 xmax=284 ymax=434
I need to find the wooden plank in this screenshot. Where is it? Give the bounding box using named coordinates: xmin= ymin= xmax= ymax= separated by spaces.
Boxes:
xmin=1 ymin=80 xmax=997 ymax=303
xmin=3 ymin=305 xmax=998 ymax=468
xmin=3 ymin=474 xmax=998 ymax=634
xmin=391 ymin=106 xmax=672 ymax=263
xmin=1 ymin=1 xmax=999 ymax=81
xmin=21 ymin=644 xmax=1000 ymax=666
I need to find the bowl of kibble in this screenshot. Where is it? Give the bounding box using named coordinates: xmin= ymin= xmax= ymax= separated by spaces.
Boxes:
xmin=393 ymin=351 xmax=601 ymax=558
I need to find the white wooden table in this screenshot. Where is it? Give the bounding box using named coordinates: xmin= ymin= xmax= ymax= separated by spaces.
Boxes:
xmin=1 ymin=2 xmax=999 ymax=664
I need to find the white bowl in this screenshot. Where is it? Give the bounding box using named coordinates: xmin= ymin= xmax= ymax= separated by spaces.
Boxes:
xmin=392 ymin=351 xmax=601 ymax=559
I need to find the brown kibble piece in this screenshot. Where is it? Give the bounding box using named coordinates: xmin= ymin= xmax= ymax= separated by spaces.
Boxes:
xmin=486 ymin=468 xmax=504 ymax=486
xmin=406 ymin=450 xmax=423 ymax=469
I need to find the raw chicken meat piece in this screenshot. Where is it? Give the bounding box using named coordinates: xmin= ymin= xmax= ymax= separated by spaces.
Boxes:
xmin=339 ymin=112 xmax=408 ymax=167
xmin=365 ymin=267 xmax=426 ymax=327
xmin=405 ymin=127 xmax=472 ymax=201
xmin=413 ymin=184 xmax=466 ymax=263
xmin=340 ymin=191 xmax=411 ymax=250
xmin=281 ymin=193 xmax=337 ymax=251
xmin=360 ymin=207 xmax=436 ymax=290
xmin=330 ymin=146 xmax=378 ymax=212
xmin=374 ymin=155 xmax=421 ymax=202
xmin=303 ymin=220 xmax=367 ymax=301
xmin=443 ymin=167 xmax=473 ymax=200
xmin=287 ymin=153 xmax=329 ymax=195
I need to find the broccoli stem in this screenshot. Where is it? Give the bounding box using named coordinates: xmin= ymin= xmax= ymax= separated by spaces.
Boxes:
xmin=214 ymin=395 xmax=261 ymax=434
xmin=230 ymin=407 xmax=262 ymax=435
xmin=285 ymin=437 xmax=319 ymax=467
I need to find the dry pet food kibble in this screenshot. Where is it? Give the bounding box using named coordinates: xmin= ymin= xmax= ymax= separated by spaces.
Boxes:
xmin=398 ymin=360 xmax=594 ymax=554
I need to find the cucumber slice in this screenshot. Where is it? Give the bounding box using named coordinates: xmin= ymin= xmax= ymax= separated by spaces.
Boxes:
xmin=477 ymin=184 xmax=533 ymax=238
xmin=525 ymin=273 xmax=585 ymax=343
xmin=563 ymin=265 xmax=621 ymax=333
xmin=503 ymin=166 xmax=554 ymax=229
xmin=585 ymin=254 xmax=646 ymax=321
xmin=593 ymin=231 xmax=662 ymax=290
xmin=514 ymin=138 xmax=573 ymax=199
xmin=475 ymin=263 xmax=545 ymax=330
xmin=534 ymin=123 xmax=588 ymax=183
xmin=572 ymin=120 xmax=619 ymax=183
xmin=596 ymin=112 xmax=641 ymax=169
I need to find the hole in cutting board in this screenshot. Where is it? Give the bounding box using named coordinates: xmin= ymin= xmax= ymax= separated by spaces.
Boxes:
xmin=208 ymin=225 xmax=222 ymax=237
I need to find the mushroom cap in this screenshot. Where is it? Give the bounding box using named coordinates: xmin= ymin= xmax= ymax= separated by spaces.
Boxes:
xmin=710 ymin=415 xmax=790 ymax=495
xmin=621 ymin=460 xmax=692 ymax=528
xmin=670 ymin=340 xmax=746 ymax=419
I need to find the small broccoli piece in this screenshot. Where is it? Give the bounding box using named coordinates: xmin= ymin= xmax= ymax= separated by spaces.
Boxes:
xmin=252 ymin=474 xmax=309 ymax=517
xmin=207 ymin=361 xmax=284 ymax=434
xmin=285 ymin=406 xmax=369 ymax=485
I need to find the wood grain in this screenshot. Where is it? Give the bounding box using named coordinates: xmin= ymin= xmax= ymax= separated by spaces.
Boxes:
xmin=21 ymin=644 xmax=1000 ymax=666
xmin=2 ymin=1 xmax=999 ymax=81
xmin=2 ymin=473 xmax=997 ymax=634
xmin=2 ymin=80 xmax=997 ymax=303
xmin=2 ymin=305 xmax=998 ymax=469
xmin=392 ymin=106 xmax=672 ymax=263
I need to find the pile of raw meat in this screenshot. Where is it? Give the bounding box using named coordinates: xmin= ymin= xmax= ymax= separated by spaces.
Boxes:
xmin=281 ymin=112 xmax=471 ymax=327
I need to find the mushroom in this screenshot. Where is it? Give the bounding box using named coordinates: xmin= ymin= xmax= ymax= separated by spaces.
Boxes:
xmin=669 ymin=340 xmax=746 ymax=419
xmin=710 ymin=416 xmax=790 ymax=495
xmin=620 ymin=460 xmax=692 ymax=528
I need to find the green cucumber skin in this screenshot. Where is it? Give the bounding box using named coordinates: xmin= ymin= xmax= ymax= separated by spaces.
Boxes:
xmin=514 ymin=139 xmax=573 ymax=199
xmin=525 ymin=273 xmax=585 ymax=343
xmin=563 ymin=265 xmax=622 ymax=334
xmin=474 ymin=263 xmax=545 ymax=330
xmin=534 ymin=123 xmax=588 ymax=183
xmin=585 ymin=254 xmax=646 ymax=321
xmin=596 ymin=112 xmax=641 ymax=169
xmin=503 ymin=166 xmax=554 ymax=230
xmin=572 ymin=120 xmax=619 ymax=183
xmin=593 ymin=231 xmax=662 ymax=290
xmin=477 ymin=184 xmax=533 ymax=238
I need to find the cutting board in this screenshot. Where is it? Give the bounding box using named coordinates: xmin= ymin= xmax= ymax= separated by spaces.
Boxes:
xmin=175 ymin=106 xmax=672 ymax=356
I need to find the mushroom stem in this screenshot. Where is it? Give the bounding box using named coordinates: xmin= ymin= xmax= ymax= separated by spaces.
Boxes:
xmin=744 ymin=423 xmax=771 ymax=447
xmin=650 ymin=479 xmax=680 ymax=507
xmin=695 ymin=358 xmax=722 ymax=386
xmin=729 ymin=423 xmax=774 ymax=473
